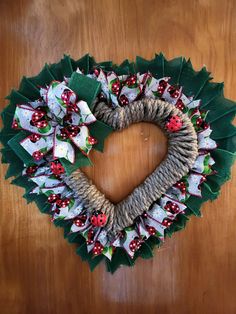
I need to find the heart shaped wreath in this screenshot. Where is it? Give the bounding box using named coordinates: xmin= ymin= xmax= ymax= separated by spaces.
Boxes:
xmin=1 ymin=54 xmax=235 ymax=273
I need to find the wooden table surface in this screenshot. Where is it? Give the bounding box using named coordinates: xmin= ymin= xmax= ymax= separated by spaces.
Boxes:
xmin=0 ymin=1 xmax=236 ymax=313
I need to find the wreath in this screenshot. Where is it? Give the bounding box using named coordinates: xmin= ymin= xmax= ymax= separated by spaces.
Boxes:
xmin=1 ymin=54 xmax=235 ymax=273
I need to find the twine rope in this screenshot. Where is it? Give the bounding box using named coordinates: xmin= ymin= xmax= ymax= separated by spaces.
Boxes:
xmin=64 ymin=98 xmax=198 ymax=238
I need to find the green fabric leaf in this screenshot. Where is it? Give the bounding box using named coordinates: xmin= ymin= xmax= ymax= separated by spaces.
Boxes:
xmin=23 ymin=191 xmax=39 ymax=204
xmin=185 ymin=182 xmax=220 ymax=217
xmin=171 ymin=214 xmax=189 ymax=231
xmin=11 ymin=175 xmax=35 ymax=193
xmin=136 ymin=54 xmax=165 ymax=78
xmin=66 ymin=232 xmax=81 ymax=243
xmin=60 ymin=151 xmax=92 ymax=175
xmin=145 ymin=235 xmax=161 ymax=249
xmin=87 ymin=253 xmax=105 ymax=271
xmin=113 ymin=59 xmax=134 ymax=75
xmin=198 ymin=82 xmax=224 ymax=108
xmin=48 ymin=61 xmax=64 ymax=81
xmin=211 ymin=111 xmax=236 ymax=140
xmin=138 ymin=242 xmax=153 ymax=259
xmin=205 ymin=96 xmax=236 ymax=123
xmin=211 ymin=148 xmax=236 ymax=179
xmin=107 ymin=248 xmax=134 ymax=273
xmin=163 ymin=56 xmax=185 ymax=85
xmin=74 ymin=54 xmax=92 ymax=74
xmin=6 ymin=90 xmax=30 ymax=104
xmin=0 ymin=128 xmax=18 ymax=146
xmin=61 ymin=55 xmax=73 ymax=77
xmin=18 ymin=76 xmax=40 ymax=100
xmin=89 ymin=120 xmax=113 ymax=152
xmin=68 ymin=72 xmax=101 ymax=109
xmin=1 ymin=146 xmax=22 ymax=164
xmin=76 ymin=242 xmax=89 ymax=261
xmin=28 ymin=64 xmax=55 ymax=87
xmin=34 ymin=195 xmax=50 ymax=213
xmin=215 ymin=135 xmax=236 ymax=153
xmin=5 ymin=158 xmax=24 ymax=179
xmin=97 ymin=61 xmax=113 ymax=71
xmin=7 ymin=131 xmax=34 ymax=165
xmin=1 ymin=101 xmax=16 ymax=119
xmin=179 ymin=60 xmax=211 ymax=97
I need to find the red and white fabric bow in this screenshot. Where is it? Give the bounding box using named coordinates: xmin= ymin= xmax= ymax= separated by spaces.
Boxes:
xmin=12 ymin=81 xmax=97 ymax=163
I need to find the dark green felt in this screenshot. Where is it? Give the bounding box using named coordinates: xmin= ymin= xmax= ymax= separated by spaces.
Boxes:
xmin=0 ymin=54 xmax=235 ymax=272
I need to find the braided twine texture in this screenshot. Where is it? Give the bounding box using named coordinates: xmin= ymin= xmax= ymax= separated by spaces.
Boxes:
xmin=63 ymin=98 xmax=198 ymax=238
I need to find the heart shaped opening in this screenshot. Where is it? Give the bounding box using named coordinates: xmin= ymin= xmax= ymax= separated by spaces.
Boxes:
xmin=81 ymin=122 xmax=167 ymax=203
xmin=65 ymin=99 xmax=198 ymax=236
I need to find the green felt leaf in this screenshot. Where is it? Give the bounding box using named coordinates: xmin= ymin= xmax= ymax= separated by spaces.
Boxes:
xmin=136 ymin=54 xmax=165 ymax=78
xmin=48 ymin=61 xmax=64 ymax=81
xmin=89 ymin=120 xmax=113 ymax=152
xmin=179 ymin=60 xmax=211 ymax=98
xmin=23 ymin=191 xmax=39 ymax=204
xmin=76 ymin=242 xmax=90 ymax=261
xmin=67 ymin=232 xmax=80 ymax=243
xmin=8 ymin=131 xmax=34 ymax=165
xmin=185 ymin=198 xmax=202 ymax=217
xmin=61 ymin=55 xmax=74 ymax=77
xmin=211 ymin=148 xmax=236 ymax=179
xmin=38 ymin=203 xmax=51 ymax=214
xmin=18 ymin=76 xmax=40 ymax=100
xmin=1 ymin=145 xmax=22 ymax=164
xmin=97 ymin=61 xmax=113 ymax=71
xmin=1 ymin=101 xmax=16 ymax=119
xmin=66 ymin=233 xmax=85 ymax=246
xmin=11 ymin=175 xmax=35 ymax=193
xmin=0 ymin=128 xmax=18 ymax=146
xmin=107 ymin=248 xmax=134 ymax=273
xmin=5 ymin=158 xmax=24 ymax=179
xmin=211 ymin=111 xmax=236 ymax=140
xmin=68 ymin=72 xmax=101 ymax=109
xmin=135 ymin=56 xmax=150 ymax=74
xmin=34 ymin=195 xmax=50 ymax=213
xmin=138 ymin=242 xmax=153 ymax=259
xmin=74 ymin=54 xmax=92 ymax=74
xmin=198 ymin=82 xmax=224 ymax=108
xmin=28 ymin=64 xmax=55 ymax=87
xmin=145 ymin=235 xmax=161 ymax=249
xmin=205 ymin=96 xmax=236 ymax=123
xmin=54 ymin=218 xmax=70 ymax=228
xmin=185 ymin=182 xmax=220 ymax=217
xmin=163 ymin=56 xmax=185 ymax=85
xmin=113 ymin=59 xmax=134 ymax=75
xmin=170 ymin=214 xmax=189 ymax=232
xmin=6 ymin=90 xmax=30 ymax=104
xmin=87 ymin=253 xmax=105 ymax=271
xmin=63 ymin=222 xmax=73 ymax=238
xmin=215 ymin=135 xmax=236 ymax=153
xmin=60 ymin=151 xmax=92 ymax=175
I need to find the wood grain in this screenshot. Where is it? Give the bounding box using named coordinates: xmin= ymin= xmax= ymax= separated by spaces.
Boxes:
xmin=0 ymin=0 xmax=236 ymax=313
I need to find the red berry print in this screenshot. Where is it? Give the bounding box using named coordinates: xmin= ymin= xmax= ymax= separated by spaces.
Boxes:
xmin=92 ymin=241 xmax=104 ymax=255
xmin=74 ymin=214 xmax=87 ymax=227
xmin=32 ymin=150 xmax=44 ymax=161
xmin=26 ymin=165 xmax=38 ymax=176
xmin=164 ymin=201 xmax=180 ymax=214
xmin=129 ymin=237 xmax=142 ymax=252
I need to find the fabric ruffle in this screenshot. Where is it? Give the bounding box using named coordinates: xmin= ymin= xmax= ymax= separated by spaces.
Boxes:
xmin=0 ymin=54 xmax=235 ymax=273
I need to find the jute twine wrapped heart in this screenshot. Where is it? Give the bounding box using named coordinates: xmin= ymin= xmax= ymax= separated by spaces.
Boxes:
xmin=2 ymin=54 xmax=235 ymax=271
xmin=64 ymin=98 xmax=198 ymax=238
